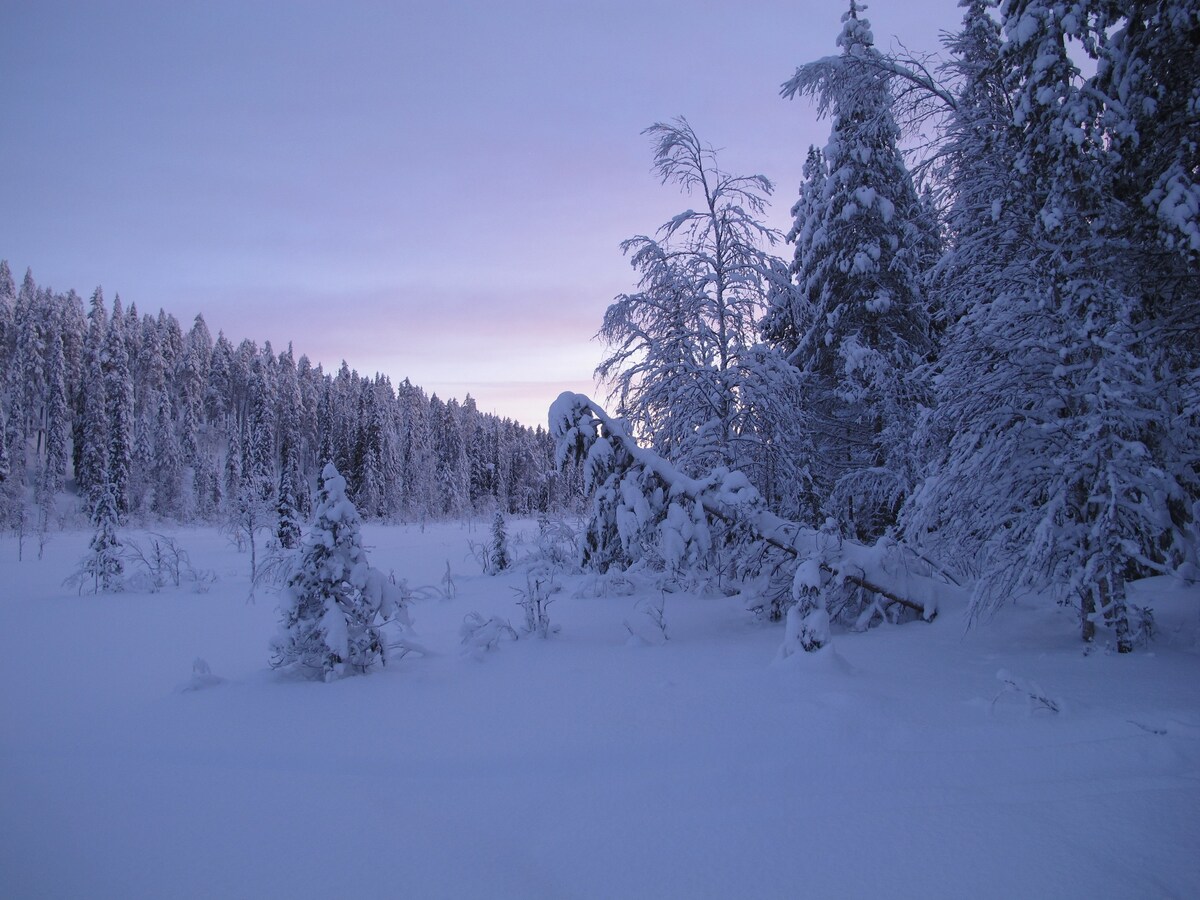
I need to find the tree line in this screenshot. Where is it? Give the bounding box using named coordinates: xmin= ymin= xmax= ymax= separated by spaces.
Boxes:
xmin=0 ymin=262 xmax=582 ymax=557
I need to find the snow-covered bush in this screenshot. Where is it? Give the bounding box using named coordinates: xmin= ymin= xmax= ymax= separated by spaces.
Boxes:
xmin=270 ymin=463 xmax=408 ymax=681
xmin=460 ymin=612 xmax=518 ymax=659
xmin=533 ymin=513 xmax=580 ymax=573
xmin=624 ymin=594 xmax=668 ymax=645
xmin=515 ymin=570 xmax=561 ymax=638
xmin=123 ymin=533 xmax=215 ymax=593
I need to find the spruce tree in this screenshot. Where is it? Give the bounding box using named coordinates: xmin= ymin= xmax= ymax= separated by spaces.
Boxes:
xmin=435 ymin=396 xmax=470 ymax=518
xmin=276 ymin=464 xmax=303 ymax=550
xmin=771 ymin=2 xmax=933 ymax=539
xmin=12 ymin=271 xmax=45 ymax=453
xmin=151 ymin=393 xmax=182 ymax=518
xmin=0 ymin=260 xmax=14 ymax=368
xmin=102 ymin=294 xmax=134 ymax=519
xmin=83 ymin=481 xmax=123 ymax=593
xmin=36 ymin=329 xmax=69 ymax=556
xmin=4 ymin=287 xmax=31 ymax=552
xmin=399 ymin=380 xmax=436 ymax=522
xmin=491 ymin=510 xmax=510 ymax=572
xmin=271 ymin=463 xmax=387 ymax=679
xmin=904 ymin=0 xmax=1196 ymax=650
xmin=928 ymin=0 xmax=1022 ymax=328
xmin=77 ymin=288 xmax=109 ymax=505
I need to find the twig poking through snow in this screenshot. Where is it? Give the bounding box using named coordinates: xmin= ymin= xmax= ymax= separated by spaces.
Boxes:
xmin=993 ymin=670 xmax=1061 ymax=714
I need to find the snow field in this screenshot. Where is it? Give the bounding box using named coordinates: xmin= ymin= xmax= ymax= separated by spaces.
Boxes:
xmin=1 ymin=521 xmax=1198 ymax=899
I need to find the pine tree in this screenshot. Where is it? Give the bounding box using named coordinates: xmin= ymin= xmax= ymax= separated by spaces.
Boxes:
xmin=352 ymin=378 xmax=385 ymax=516
xmin=206 ymin=331 xmax=234 ymax=426
xmin=771 ymin=3 xmax=934 ymax=539
xmin=274 ymin=345 xmax=304 ymax=494
xmin=3 ymin=278 xmax=35 ymax=553
xmin=35 ymin=328 xmax=69 ymax=556
xmin=491 ymin=510 xmax=510 ymax=572
xmin=77 ymin=288 xmax=108 ymax=505
xmin=295 ymin=354 xmax=322 ymax=488
xmin=399 ymin=380 xmax=436 ymax=522
xmin=1095 ymin=0 xmax=1200 ymax=565
xmin=246 ymin=354 xmax=277 ymax=507
xmin=223 ymin=420 xmax=243 ymax=513
xmin=276 ymin=464 xmax=303 ymax=550
xmin=928 ymin=0 xmax=1022 ymax=328
xmin=904 ymin=0 xmax=1196 ymax=650
xmin=102 ymin=294 xmax=134 ymax=519
xmin=435 ymin=396 xmax=470 ymax=518
xmin=0 ymin=260 xmax=14 ymax=369
xmin=232 ymin=376 xmax=277 ymax=594
xmin=12 ymin=271 xmax=46 ymax=453
xmin=151 ymin=393 xmax=182 ymax=518
xmin=271 ymin=463 xmax=387 ymax=679
xmin=83 ymin=481 xmax=123 ymax=593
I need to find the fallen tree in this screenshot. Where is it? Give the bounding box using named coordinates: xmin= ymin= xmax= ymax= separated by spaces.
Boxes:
xmin=551 ymin=392 xmax=958 ymax=647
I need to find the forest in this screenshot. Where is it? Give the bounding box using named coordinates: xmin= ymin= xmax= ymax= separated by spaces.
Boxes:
xmin=0 ymin=261 xmax=583 ymax=545
xmin=1 ymin=0 xmax=1197 ymax=659
xmin=565 ymin=0 xmax=1198 ymax=654
xmin=2 ymin=2 xmax=1199 ymax=896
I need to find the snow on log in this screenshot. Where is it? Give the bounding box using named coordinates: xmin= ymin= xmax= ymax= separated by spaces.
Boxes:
xmin=551 ymin=391 xmax=948 ymax=622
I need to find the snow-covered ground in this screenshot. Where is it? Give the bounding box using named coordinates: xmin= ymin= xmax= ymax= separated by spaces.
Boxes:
xmin=2 ymin=521 xmax=1198 ymax=899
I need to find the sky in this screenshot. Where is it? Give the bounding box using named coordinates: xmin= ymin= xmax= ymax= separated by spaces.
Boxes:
xmin=1 ymin=0 xmax=961 ymax=428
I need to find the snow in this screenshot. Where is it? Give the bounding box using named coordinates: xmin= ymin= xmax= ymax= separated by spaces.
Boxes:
xmin=2 ymin=523 xmax=1199 ymax=898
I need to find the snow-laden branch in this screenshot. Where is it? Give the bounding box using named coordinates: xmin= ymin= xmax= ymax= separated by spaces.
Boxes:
xmin=551 ymin=392 xmax=951 ymax=623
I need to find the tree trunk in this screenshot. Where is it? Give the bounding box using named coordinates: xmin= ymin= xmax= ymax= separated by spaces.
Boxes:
xmin=1081 ymin=584 xmax=1096 ymax=644
xmin=1102 ymin=570 xmax=1133 ymax=653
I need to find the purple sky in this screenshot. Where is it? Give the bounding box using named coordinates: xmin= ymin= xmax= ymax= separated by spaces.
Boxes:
xmin=1 ymin=1 xmax=959 ymax=427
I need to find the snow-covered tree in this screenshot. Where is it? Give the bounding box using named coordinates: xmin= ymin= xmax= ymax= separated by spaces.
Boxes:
xmin=276 ymin=464 xmax=304 ymax=550
xmin=3 ymin=281 xmax=34 ymax=551
xmin=903 ymin=0 xmax=1198 ymax=650
xmin=82 ymin=481 xmax=123 ymax=593
xmin=35 ymin=327 xmax=69 ymax=556
xmin=271 ymin=463 xmax=398 ymax=680
xmin=597 ymin=118 xmax=793 ymax=489
xmin=151 ymin=392 xmax=182 ymax=518
xmin=102 ymin=294 xmax=134 ymax=519
xmin=399 ymin=379 xmax=436 ymax=522
xmin=0 ymin=261 xmax=14 ymax=367
xmin=351 ymin=377 xmax=387 ymax=517
xmin=76 ymin=288 xmax=108 ymax=506
xmin=274 ymin=343 xmax=307 ymax=520
xmin=927 ymin=0 xmax=1022 ymax=329
xmin=435 ymin=396 xmax=470 ymax=519
xmin=232 ymin=391 xmax=276 ymax=595
xmin=770 ymin=3 xmax=935 ymax=538
xmin=491 ymin=510 xmax=510 ymax=572
xmin=10 ymin=271 xmax=45 ymax=455
xmin=0 ymin=259 xmax=569 ymax=540
xmin=554 ymin=390 xmax=942 ymax=626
